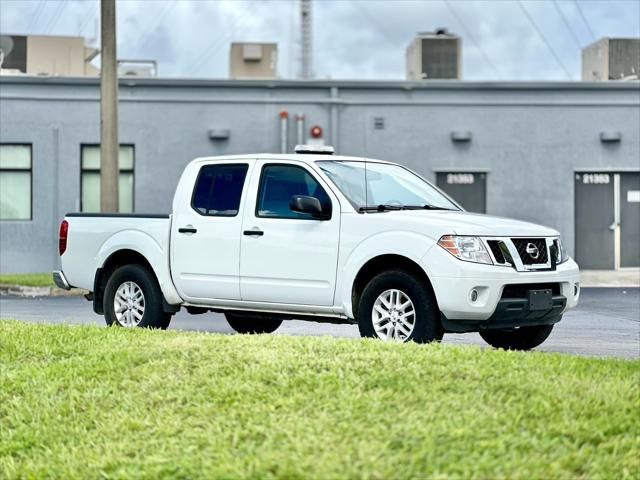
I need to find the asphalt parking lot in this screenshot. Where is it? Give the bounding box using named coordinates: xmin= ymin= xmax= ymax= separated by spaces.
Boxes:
xmin=1 ymin=287 xmax=638 ymax=358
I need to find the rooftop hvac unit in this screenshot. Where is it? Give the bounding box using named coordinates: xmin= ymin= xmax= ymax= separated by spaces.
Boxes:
xmin=117 ymin=60 xmax=157 ymax=77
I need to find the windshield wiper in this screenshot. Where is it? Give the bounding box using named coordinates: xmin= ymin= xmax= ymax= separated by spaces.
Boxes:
xmin=359 ymin=204 xmax=458 ymax=213
xmin=402 ymin=204 xmax=456 ymax=211
xmin=358 ymin=204 xmax=404 ymax=212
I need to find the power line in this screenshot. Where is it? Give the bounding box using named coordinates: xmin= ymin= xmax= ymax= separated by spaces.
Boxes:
xmin=351 ymin=2 xmax=397 ymax=46
xmin=444 ymin=0 xmax=502 ymax=79
xmin=573 ymin=0 xmax=597 ymax=41
xmin=28 ymin=0 xmax=47 ymax=32
xmin=78 ymin=1 xmax=99 ymax=37
xmin=552 ymin=0 xmax=584 ymax=50
xmin=43 ymin=0 xmax=68 ymax=34
xmin=518 ymin=0 xmax=572 ymax=79
xmin=136 ymin=1 xmax=178 ymax=52
xmin=188 ymin=13 xmax=255 ymax=76
xmin=186 ymin=2 xmax=258 ymax=76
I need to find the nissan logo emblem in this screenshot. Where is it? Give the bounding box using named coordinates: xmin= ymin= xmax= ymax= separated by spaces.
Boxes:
xmin=525 ymin=243 xmax=540 ymax=260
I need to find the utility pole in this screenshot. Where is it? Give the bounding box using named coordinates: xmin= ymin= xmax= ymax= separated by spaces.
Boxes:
xmin=100 ymin=0 xmax=119 ymax=212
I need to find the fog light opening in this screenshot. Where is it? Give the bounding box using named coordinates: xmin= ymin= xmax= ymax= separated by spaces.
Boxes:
xmin=470 ymin=289 xmax=479 ymax=303
xmin=574 ymin=283 xmax=580 ymax=297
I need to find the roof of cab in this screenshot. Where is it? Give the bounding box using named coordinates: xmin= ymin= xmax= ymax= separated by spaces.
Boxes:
xmin=189 ymin=153 xmax=393 ymax=166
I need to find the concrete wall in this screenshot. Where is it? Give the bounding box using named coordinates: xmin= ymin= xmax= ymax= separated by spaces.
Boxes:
xmin=0 ymin=77 xmax=639 ymax=273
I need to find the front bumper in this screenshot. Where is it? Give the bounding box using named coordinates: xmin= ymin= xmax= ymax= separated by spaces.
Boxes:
xmin=441 ymin=295 xmax=566 ymax=333
xmin=52 ymin=270 xmax=71 ymax=290
xmin=421 ymin=245 xmax=580 ymax=323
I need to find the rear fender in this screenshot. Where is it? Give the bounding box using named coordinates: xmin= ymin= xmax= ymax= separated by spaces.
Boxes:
xmin=95 ymin=230 xmax=182 ymax=305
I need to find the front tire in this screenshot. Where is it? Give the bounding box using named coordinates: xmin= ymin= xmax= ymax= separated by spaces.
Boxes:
xmin=479 ymin=323 xmax=556 ymax=351
xmin=357 ymin=270 xmax=443 ymax=343
xmin=104 ymin=264 xmax=172 ymax=329
xmin=225 ymin=313 xmax=282 ymax=334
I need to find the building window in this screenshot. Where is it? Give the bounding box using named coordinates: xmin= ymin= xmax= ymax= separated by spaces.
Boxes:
xmin=0 ymin=144 xmax=32 ymax=220
xmin=81 ymin=145 xmax=134 ymax=213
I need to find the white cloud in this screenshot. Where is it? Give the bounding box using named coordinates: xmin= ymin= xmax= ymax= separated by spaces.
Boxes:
xmin=0 ymin=0 xmax=638 ymax=80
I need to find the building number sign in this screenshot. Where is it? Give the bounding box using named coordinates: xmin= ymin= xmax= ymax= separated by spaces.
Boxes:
xmin=446 ymin=173 xmax=475 ymax=185
xmin=581 ymin=173 xmax=610 ymax=184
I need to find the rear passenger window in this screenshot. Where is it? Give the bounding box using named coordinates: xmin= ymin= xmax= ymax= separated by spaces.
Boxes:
xmin=192 ymin=164 xmax=248 ymax=216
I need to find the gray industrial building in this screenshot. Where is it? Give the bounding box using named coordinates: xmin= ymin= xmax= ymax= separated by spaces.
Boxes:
xmin=0 ymin=75 xmax=639 ymax=273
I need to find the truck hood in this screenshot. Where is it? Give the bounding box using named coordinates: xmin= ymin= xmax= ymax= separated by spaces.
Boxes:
xmin=389 ymin=210 xmax=559 ymax=237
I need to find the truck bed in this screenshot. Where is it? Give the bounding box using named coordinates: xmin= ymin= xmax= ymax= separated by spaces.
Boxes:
xmin=62 ymin=213 xmax=172 ymax=292
xmin=65 ymin=213 xmax=170 ymax=219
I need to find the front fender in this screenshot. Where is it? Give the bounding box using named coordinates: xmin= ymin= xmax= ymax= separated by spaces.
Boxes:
xmin=96 ymin=229 xmax=182 ymax=305
xmin=336 ymin=231 xmax=435 ymax=318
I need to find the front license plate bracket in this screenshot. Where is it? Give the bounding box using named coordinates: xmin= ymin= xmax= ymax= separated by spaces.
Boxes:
xmin=528 ymin=289 xmax=553 ymax=310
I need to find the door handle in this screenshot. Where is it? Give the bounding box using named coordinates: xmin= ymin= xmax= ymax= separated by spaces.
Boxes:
xmin=178 ymin=226 xmax=197 ymax=234
xmin=243 ymin=229 xmax=264 ymax=236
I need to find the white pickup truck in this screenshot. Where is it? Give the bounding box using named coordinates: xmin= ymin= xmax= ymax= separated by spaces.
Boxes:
xmin=54 ymin=146 xmax=580 ymax=350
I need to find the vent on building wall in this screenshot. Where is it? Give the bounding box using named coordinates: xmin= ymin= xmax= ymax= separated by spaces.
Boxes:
xmin=600 ymin=131 xmax=622 ymax=143
xmin=373 ymin=117 xmax=385 ymax=130
xmin=451 ymin=130 xmax=472 ymax=142
xmin=209 ymin=129 xmax=231 ymax=140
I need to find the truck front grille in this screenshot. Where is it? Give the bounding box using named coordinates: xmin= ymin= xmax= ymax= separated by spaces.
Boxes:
xmin=487 ymin=240 xmax=505 ymax=263
xmin=487 ymin=240 xmax=515 ymax=266
xmin=511 ymin=238 xmax=548 ymax=265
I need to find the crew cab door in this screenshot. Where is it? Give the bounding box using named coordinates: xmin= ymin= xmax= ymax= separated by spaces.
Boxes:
xmin=240 ymin=160 xmax=340 ymax=306
xmin=171 ymin=161 xmax=253 ymax=302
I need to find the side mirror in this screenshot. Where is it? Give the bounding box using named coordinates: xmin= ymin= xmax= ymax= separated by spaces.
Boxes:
xmin=290 ymin=195 xmax=329 ymax=219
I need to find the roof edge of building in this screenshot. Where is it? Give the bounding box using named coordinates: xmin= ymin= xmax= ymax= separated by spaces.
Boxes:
xmin=1 ymin=75 xmax=639 ymax=90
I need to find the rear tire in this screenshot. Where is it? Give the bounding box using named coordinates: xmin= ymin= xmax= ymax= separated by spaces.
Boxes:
xmin=225 ymin=313 xmax=282 ymax=334
xmin=479 ymin=323 xmax=555 ymax=351
xmin=357 ymin=269 xmax=443 ymax=343
xmin=104 ymin=264 xmax=172 ymax=330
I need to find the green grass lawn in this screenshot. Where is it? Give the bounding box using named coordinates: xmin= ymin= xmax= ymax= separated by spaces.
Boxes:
xmin=0 ymin=273 xmax=53 ymax=287
xmin=1 ymin=321 xmax=638 ymax=479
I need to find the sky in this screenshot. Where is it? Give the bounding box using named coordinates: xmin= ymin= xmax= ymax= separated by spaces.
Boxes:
xmin=0 ymin=0 xmax=639 ymax=81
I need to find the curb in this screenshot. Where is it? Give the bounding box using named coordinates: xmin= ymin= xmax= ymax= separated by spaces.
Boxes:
xmin=579 ymin=271 xmax=640 ymax=289
xmin=0 ymin=284 xmax=88 ymax=297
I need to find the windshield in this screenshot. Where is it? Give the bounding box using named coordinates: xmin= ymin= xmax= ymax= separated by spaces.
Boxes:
xmin=318 ymin=161 xmax=460 ymax=211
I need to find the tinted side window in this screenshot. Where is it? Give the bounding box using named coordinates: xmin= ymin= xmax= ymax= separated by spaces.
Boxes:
xmin=257 ymin=164 xmax=331 ymax=219
xmin=192 ymin=164 xmax=248 ymax=216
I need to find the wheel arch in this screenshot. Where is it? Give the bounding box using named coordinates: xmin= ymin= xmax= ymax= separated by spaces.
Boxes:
xmin=350 ymin=253 xmax=438 ymax=320
xmin=93 ymin=249 xmax=179 ymax=315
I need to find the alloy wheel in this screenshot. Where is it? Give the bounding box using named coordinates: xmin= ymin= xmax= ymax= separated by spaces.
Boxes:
xmin=113 ymin=281 xmax=145 ymax=327
xmin=371 ymin=288 xmax=416 ymax=341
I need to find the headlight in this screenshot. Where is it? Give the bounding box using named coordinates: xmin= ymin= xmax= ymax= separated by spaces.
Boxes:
xmin=438 ymin=235 xmax=493 ymax=265
xmin=553 ymin=238 xmax=569 ymax=264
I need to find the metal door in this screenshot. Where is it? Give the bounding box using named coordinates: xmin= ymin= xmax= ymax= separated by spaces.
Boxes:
xmin=239 ymin=160 xmax=340 ymax=306
xmin=436 ymin=172 xmax=486 ymax=213
xmin=574 ymin=172 xmax=615 ymax=269
xmin=620 ymin=172 xmax=640 ymax=268
xmin=171 ymin=161 xmax=253 ymax=303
